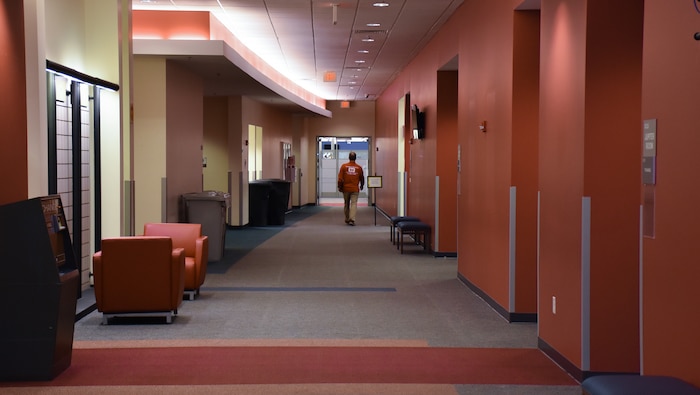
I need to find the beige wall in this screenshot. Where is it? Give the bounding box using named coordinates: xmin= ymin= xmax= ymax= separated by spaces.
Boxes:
xmin=23 ymin=0 xmax=123 ymax=291
xmin=133 ymin=56 xmax=167 ymax=230
xmin=203 ymin=97 xmax=229 ymax=193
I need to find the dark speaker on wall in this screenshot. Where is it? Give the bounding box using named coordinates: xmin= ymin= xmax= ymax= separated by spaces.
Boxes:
xmin=411 ymin=104 xmax=425 ymax=139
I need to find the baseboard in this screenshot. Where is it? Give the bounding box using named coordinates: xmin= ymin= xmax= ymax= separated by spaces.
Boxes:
xmin=538 ymin=337 xmax=584 ymax=383
xmin=434 ymin=252 xmax=457 ymax=258
xmin=457 ymin=273 xmax=537 ymax=323
xmin=375 ymin=206 xmax=392 ymax=223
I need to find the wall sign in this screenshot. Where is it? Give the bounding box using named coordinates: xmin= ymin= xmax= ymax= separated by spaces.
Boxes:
xmin=642 ymin=119 xmax=657 ymax=185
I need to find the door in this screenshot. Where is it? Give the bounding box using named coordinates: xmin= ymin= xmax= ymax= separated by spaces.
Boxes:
xmin=317 ymin=137 xmax=370 ymax=205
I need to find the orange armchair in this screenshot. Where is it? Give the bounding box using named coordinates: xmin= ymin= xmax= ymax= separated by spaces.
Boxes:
xmin=144 ymin=223 xmax=209 ymax=300
xmin=93 ymin=236 xmax=185 ymax=324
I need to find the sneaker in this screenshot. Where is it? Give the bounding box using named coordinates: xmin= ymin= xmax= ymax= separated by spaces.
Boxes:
xmin=349 ymin=221 xmax=355 ymax=226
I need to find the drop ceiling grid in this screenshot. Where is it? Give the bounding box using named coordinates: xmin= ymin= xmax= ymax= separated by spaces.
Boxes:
xmin=134 ymin=0 xmax=464 ymax=102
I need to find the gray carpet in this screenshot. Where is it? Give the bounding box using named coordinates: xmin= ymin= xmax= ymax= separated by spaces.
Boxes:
xmin=73 ymin=205 xmax=580 ymax=395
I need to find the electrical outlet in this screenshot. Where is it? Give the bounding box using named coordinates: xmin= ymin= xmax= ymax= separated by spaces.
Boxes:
xmin=552 ymin=296 xmax=557 ymax=314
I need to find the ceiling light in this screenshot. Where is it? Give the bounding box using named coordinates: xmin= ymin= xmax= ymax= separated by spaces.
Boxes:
xmin=361 ymin=37 xmax=375 ymax=42
xmin=358 ymin=50 xmax=369 ymax=54
xmin=367 ymin=23 xmax=381 ymax=27
xmin=373 ymin=2 xmax=390 ymax=7
xmin=354 ymin=60 xmax=366 ymax=64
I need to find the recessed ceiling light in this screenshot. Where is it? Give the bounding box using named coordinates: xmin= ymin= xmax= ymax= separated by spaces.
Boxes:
xmin=373 ymin=2 xmax=390 ymax=7
xmin=361 ymin=37 xmax=375 ymax=42
xmin=367 ymin=23 xmax=381 ymax=27
xmin=358 ymin=50 xmax=369 ymax=54
xmin=354 ymin=60 xmax=366 ymax=64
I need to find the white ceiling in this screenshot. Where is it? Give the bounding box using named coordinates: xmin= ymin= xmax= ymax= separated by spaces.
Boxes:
xmin=133 ymin=0 xmax=464 ymax=109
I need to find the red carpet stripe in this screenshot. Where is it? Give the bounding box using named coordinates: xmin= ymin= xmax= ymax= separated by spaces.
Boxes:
xmin=3 ymin=347 xmax=576 ymax=387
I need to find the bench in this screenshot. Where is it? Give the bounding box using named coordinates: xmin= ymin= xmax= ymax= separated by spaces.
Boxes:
xmin=395 ymin=221 xmax=431 ymax=254
xmin=389 ymin=216 xmax=420 ymax=244
xmin=582 ymin=375 xmax=700 ymax=395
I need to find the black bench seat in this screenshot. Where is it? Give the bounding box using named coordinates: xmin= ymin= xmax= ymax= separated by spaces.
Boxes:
xmin=389 ymin=216 xmax=420 ymax=244
xmin=395 ymin=221 xmax=431 ymax=254
xmin=582 ymin=375 xmax=700 ymax=395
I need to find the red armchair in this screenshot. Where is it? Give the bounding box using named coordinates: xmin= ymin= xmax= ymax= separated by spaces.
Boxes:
xmin=144 ymin=223 xmax=209 ymax=300
xmin=93 ymin=236 xmax=185 ymax=324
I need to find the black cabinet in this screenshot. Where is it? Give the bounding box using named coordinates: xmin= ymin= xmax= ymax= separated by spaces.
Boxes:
xmin=0 ymin=196 xmax=79 ymax=381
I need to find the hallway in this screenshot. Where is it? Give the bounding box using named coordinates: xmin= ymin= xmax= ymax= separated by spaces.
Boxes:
xmin=68 ymin=206 xmax=580 ymax=394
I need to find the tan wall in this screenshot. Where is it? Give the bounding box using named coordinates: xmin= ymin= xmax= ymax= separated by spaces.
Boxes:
xmin=133 ymin=56 xmax=167 ymax=230
xmin=203 ymin=97 xmax=229 ymax=193
xmin=165 ymin=61 xmax=204 ymax=223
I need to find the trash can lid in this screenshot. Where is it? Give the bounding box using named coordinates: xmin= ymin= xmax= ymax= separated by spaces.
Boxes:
xmin=182 ymin=191 xmax=231 ymax=201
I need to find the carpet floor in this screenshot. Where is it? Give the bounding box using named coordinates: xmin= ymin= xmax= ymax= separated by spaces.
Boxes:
xmin=3 ymin=345 xmax=576 ymax=388
xmin=1 ymin=206 xmax=582 ymax=395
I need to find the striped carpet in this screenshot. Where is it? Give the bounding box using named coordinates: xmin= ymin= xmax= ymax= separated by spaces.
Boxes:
xmin=2 ymin=340 xmax=576 ymax=393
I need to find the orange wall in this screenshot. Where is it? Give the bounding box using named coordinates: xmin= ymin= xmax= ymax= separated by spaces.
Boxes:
xmin=0 ymin=1 xmax=28 ymax=205
xmin=538 ymin=0 xmax=587 ymax=366
xmin=376 ymin=0 xmax=536 ymax=313
xmin=375 ymin=3 xmax=461 ymax=243
xmin=436 ymin=71 xmax=458 ymax=254
xmin=133 ymin=10 xmax=210 ymax=40
xmin=539 ymin=0 xmax=643 ymax=376
xmin=456 ymin=0 xmax=519 ymax=313
xmin=641 ymin=1 xmax=700 ymax=386
xmin=511 ymin=10 xmax=540 ymax=314
xmin=374 ymin=91 xmax=399 ymax=215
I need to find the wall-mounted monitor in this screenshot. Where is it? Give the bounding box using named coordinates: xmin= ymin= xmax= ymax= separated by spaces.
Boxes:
xmin=411 ymin=104 xmax=425 ymax=140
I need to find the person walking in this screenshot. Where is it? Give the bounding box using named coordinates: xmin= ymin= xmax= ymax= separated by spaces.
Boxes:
xmin=337 ymin=151 xmax=365 ymax=226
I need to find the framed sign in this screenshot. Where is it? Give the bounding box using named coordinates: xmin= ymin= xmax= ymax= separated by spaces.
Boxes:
xmin=367 ymin=176 xmax=382 ymax=188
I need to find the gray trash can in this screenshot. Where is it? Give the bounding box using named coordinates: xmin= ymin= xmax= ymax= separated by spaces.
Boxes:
xmin=181 ymin=191 xmax=230 ymax=262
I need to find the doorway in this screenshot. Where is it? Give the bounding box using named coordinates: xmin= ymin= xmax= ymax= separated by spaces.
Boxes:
xmin=317 ymin=136 xmax=370 ymax=206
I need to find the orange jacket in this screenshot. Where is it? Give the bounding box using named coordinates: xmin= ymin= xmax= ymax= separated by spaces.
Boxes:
xmin=338 ymin=161 xmax=364 ymax=193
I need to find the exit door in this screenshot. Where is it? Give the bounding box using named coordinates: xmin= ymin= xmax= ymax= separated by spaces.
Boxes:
xmin=317 ymin=137 xmax=370 ymax=204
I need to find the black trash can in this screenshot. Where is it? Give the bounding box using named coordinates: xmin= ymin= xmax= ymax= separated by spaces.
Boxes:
xmin=181 ymin=191 xmax=230 ymax=262
xmin=264 ymin=179 xmax=291 ymax=225
xmin=249 ymin=180 xmax=272 ymax=226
